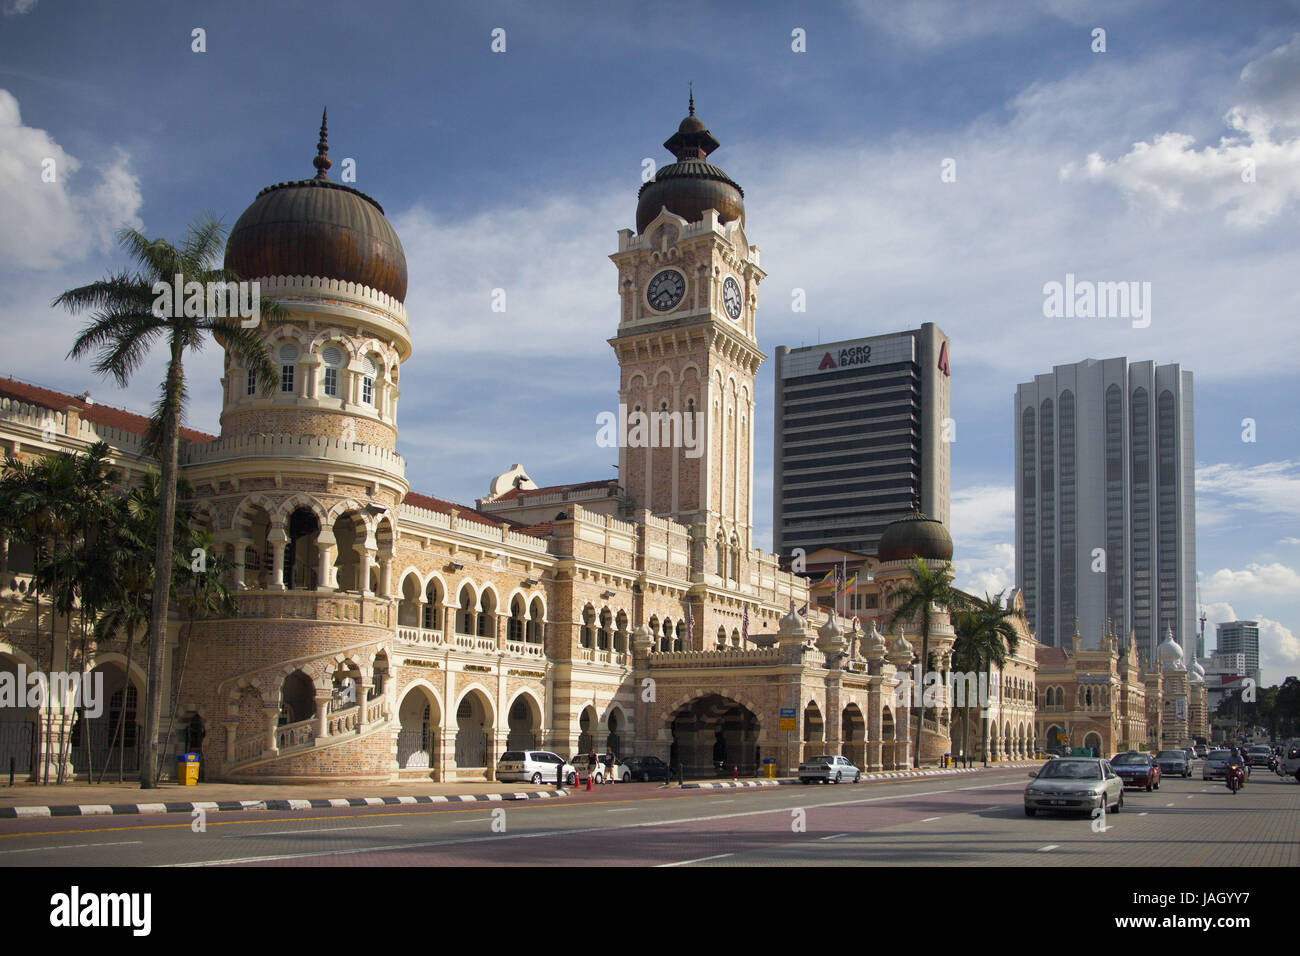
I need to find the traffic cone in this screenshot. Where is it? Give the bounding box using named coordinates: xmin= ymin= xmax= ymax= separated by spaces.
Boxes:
xmin=586 ymin=772 xmax=593 ymax=792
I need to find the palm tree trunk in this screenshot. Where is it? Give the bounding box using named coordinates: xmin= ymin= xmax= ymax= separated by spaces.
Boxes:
xmin=156 ymin=614 xmax=194 ymax=783
xmin=914 ymin=624 xmax=928 ymax=769
xmin=140 ymin=350 xmax=182 ymax=789
xmin=982 ymin=660 xmax=992 ymax=767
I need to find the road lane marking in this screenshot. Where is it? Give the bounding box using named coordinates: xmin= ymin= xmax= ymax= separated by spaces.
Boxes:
xmin=658 ymin=853 xmax=733 ymax=867
xmin=166 ymin=780 xmax=1018 ymax=867
xmin=1138 ymin=812 xmax=1148 ymax=816
xmin=1166 ymin=803 xmax=1175 ymax=807
xmin=451 ymin=817 xmax=491 ymax=824
xmin=229 ymin=824 xmax=402 ymax=839
xmin=819 ymin=833 xmax=848 ymax=840
xmin=0 ymin=840 xmax=142 ymax=855
xmin=1038 ymin=844 xmax=1059 ymax=852
xmin=606 ymin=808 xmax=635 ymax=813
xmin=921 ymin=816 xmax=942 ymax=822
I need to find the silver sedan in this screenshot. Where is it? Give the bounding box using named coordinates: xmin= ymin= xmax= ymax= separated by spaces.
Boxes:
xmin=798 ymin=755 xmax=862 ymax=784
xmin=1024 ymin=758 xmax=1124 ymax=816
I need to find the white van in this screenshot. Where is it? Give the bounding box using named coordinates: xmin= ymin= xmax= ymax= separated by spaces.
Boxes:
xmin=496 ymin=751 xmax=576 ymax=785
xmin=1281 ymin=739 xmax=1300 ymax=777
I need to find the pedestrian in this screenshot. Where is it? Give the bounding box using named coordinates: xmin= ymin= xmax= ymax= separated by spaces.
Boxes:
xmin=587 ymin=748 xmax=598 ymax=783
xmin=604 ymin=749 xmax=615 ymax=784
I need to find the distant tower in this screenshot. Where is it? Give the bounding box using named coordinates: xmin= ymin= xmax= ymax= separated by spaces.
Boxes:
xmin=609 ymin=96 xmax=765 ymax=577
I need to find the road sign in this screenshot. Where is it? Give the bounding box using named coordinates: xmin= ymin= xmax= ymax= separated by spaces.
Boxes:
xmin=779 ymin=708 xmax=796 ymax=719
xmin=779 ymin=707 xmax=797 ymax=731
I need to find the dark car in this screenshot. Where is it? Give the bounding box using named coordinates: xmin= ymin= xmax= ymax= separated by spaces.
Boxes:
xmin=626 ymin=756 xmax=670 ymax=782
xmin=1110 ymin=751 xmax=1161 ymax=791
xmin=1156 ymin=749 xmax=1191 ymax=778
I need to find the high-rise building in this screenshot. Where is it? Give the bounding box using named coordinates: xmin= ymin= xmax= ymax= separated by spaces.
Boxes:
xmin=1014 ymin=358 xmax=1196 ymax=660
xmin=771 ymin=323 xmax=951 ymax=561
xmin=1215 ymin=621 xmax=1261 ymax=688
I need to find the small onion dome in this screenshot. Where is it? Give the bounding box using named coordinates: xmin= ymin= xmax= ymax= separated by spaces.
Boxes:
xmin=636 ymin=93 xmax=745 ymax=234
xmin=778 ymin=600 xmax=805 ymax=641
xmin=1191 ymin=659 xmax=1206 ymax=683
xmin=817 ymin=610 xmax=845 ymax=651
xmin=889 ymin=631 xmax=914 ymax=663
xmin=864 ymin=620 xmax=887 ymax=660
xmin=225 ymin=109 xmax=408 ymax=303
xmin=1158 ymin=627 xmax=1185 ymax=669
xmin=877 ymin=504 xmax=954 ymax=564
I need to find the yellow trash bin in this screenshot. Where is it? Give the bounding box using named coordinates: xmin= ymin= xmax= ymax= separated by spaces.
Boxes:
xmin=762 ymin=759 xmax=777 ymax=778
xmin=176 ymin=752 xmax=200 ymax=786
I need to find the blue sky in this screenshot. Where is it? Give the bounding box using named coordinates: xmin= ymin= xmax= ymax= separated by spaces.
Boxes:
xmin=2 ymin=0 xmax=1298 ymax=682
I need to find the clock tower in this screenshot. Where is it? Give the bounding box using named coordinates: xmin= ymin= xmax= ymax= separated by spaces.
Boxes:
xmin=609 ymin=97 xmax=765 ymax=579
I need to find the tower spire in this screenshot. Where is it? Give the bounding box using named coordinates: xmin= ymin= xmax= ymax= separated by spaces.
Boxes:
xmin=313 ymin=107 xmax=331 ymax=180
xmin=689 ymin=82 xmax=694 ymax=116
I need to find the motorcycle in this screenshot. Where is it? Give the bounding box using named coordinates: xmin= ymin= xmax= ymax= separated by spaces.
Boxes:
xmin=1225 ymin=762 xmax=1245 ymax=794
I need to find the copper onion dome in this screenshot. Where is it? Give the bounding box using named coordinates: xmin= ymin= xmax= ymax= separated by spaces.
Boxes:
xmin=636 ymin=92 xmax=745 ymax=234
xmin=225 ymin=109 xmax=409 ymax=303
xmin=876 ymin=501 xmax=954 ymax=563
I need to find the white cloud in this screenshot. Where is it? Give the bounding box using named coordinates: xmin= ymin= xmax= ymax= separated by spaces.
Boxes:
xmin=1197 ymin=460 xmax=1300 ymax=521
xmin=1280 ymin=537 xmax=1300 ymax=546
xmin=1064 ymin=36 xmax=1300 ymax=227
xmin=1257 ymin=616 xmax=1300 ymax=684
xmin=0 ymin=89 xmax=143 ymax=270
xmin=1201 ymin=562 xmax=1300 ymax=602
xmin=3 ymin=0 xmax=38 ymax=15
xmin=847 ymin=0 xmax=1147 ymax=50
xmin=950 ymin=485 xmax=1015 ymax=596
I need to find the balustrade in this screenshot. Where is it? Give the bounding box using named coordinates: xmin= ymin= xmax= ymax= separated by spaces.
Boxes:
xmin=275 ymin=719 xmax=315 ymax=751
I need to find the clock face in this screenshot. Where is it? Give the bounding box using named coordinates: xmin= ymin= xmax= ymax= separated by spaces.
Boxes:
xmin=722 ymin=276 xmax=742 ymax=320
xmin=647 ymin=269 xmax=685 ymax=312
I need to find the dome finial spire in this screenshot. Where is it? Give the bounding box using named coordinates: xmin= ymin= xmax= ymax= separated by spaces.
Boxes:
xmin=689 ymin=82 xmax=694 ymax=116
xmin=313 ymin=107 xmax=331 ymax=180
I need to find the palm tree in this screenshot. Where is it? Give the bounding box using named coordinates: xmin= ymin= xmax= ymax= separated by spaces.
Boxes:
xmin=953 ymin=591 xmax=1022 ymax=766
xmin=55 ymin=215 xmax=281 ymax=788
xmin=887 ymin=557 xmax=970 ymax=768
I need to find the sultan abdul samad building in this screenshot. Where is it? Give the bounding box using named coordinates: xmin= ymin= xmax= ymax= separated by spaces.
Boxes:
xmin=0 ymin=103 xmax=1050 ymax=783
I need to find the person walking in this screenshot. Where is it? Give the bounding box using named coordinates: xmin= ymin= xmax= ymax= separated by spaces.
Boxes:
xmin=604 ymin=750 xmax=616 ymax=784
xmin=587 ymin=748 xmax=598 ymax=784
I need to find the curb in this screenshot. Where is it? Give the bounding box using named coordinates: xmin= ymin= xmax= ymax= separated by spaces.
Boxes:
xmin=680 ymin=764 xmax=1039 ymax=790
xmin=0 ymin=788 xmax=571 ymax=819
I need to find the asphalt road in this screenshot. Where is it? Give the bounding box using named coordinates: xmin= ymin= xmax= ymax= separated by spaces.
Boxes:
xmin=2 ymin=767 xmax=1296 ymax=867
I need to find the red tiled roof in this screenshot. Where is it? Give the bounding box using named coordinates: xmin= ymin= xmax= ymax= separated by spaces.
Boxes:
xmin=494 ymin=478 xmax=616 ymax=501
xmin=1037 ymin=646 xmax=1069 ymax=666
xmin=0 ymin=376 xmax=216 ymax=445
xmin=516 ymin=522 xmax=553 ymax=538
xmin=402 ymin=491 xmax=525 ymax=530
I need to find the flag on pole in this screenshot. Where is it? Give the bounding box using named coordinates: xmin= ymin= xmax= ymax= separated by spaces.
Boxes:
xmin=797 ymin=604 xmax=808 ymax=617
xmin=742 ymin=604 xmax=749 ymax=646
xmin=811 ymin=567 xmax=834 ymax=588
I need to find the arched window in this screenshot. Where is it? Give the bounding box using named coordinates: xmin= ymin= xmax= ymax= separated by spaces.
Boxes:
xmin=321 ymin=345 xmax=345 ymax=398
xmin=361 ymin=355 xmax=379 ymax=406
xmin=580 ymin=605 xmax=596 ymax=649
xmin=278 ymin=343 xmax=299 ymax=393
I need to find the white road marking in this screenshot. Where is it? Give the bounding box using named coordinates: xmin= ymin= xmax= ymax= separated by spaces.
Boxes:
xmin=606 ymin=808 xmax=635 ymax=813
xmin=0 ymin=840 xmax=142 ymax=855
xmin=166 ymin=780 xmax=1016 ymax=867
xmin=1038 ymin=844 xmax=1059 ymax=852
xmin=1166 ymin=803 xmax=1175 ymax=807
xmin=1138 ymin=812 xmax=1149 ymax=816
xmin=1186 ymin=796 xmax=1194 ymax=799
xmin=229 ymin=824 xmax=403 ymax=839
xmin=451 ymin=817 xmax=491 ymax=824
xmin=819 ymin=833 xmax=848 ymax=841
xmin=658 ymin=853 xmax=733 ymax=867
xmin=921 ymin=816 xmax=942 ymax=822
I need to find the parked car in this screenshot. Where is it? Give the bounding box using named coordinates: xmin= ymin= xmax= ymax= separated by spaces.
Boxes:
xmin=1156 ymin=749 xmax=1191 ymax=778
xmin=1202 ymin=749 xmax=1235 ymax=780
xmin=569 ymin=754 xmax=614 ymax=784
xmin=625 ymin=755 xmax=671 ymax=782
xmin=496 ymin=751 xmax=576 ymax=785
xmin=1110 ymin=751 xmax=1162 ymax=791
xmin=798 ymin=755 xmax=862 ymax=784
xmin=1024 ymin=757 xmax=1124 ymax=816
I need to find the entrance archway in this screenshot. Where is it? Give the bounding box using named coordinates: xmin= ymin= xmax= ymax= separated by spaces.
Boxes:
xmin=0 ymin=652 xmax=37 ymax=777
xmin=1082 ymin=731 xmax=1103 ymax=757
xmin=506 ymin=694 xmax=540 ymax=751
xmin=454 ymin=690 xmax=493 ymax=769
xmin=396 ymin=687 xmax=440 ymax=770
xmin=72 ymin=661 xmax=144 ymax=778
xmin=841 ymin=704 xmax=865 ymax=767
xmin=802 ymin=700 xmax=824 ymax=762
xmin=881 ymin=706 xmax=896 ymax=770
xmin=669 ymin=695 xmax=760 ymax=777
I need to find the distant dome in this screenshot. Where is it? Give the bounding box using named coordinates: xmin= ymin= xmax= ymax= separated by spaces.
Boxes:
xmin=877 ymin=508 xmax=954 ymax=563
xmin=225 ymin=110 xmax=408 ymax=302
xmin=1158 ymin=628 xmax=1185 ymax=669
xmin=636 ymin=94 xmax=745 ymax=234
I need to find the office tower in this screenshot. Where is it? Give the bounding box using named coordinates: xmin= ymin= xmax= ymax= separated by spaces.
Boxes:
xmin=1015 ymin=359 xmax=1196 ymax=659
xmin=1215 ymin=621 xmax=1261 ymax=688
xmin=772 ymin=323 xmax=951 ymax=560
